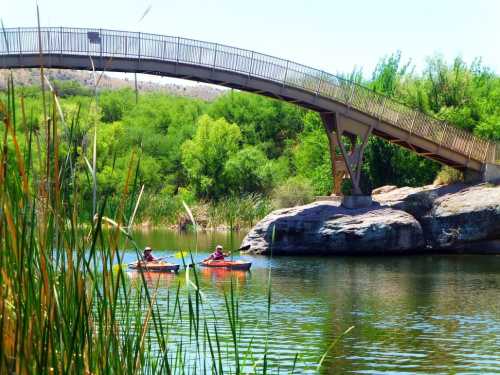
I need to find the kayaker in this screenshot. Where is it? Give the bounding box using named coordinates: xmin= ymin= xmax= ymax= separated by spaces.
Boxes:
xmin=204 ymin=245 xmax=229 ymax=262
xmin=143 ymin=246 xmax=158 ymax=262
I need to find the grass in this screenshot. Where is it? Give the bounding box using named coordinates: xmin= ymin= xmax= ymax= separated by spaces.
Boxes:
xmin=135 ymin=193 xmax=273 ymax=231
xmin=271 ymin=176 xmax=315 ymax=209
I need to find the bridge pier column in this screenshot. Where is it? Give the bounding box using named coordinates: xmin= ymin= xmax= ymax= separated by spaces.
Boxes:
xmin=466 ymin=164 xmax=500 ymax=184
xmin=321 ymin=112 xmax=373 ymax=196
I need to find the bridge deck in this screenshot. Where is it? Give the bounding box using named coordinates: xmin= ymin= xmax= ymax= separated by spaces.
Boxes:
xmin=1 ymin=27 xmax=498 ymax=171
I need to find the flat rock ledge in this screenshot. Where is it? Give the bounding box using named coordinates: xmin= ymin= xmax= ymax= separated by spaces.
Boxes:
xmin=242 ymin=183 xmax=500 ymax=255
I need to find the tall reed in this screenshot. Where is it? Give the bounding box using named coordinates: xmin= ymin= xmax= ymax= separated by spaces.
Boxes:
xmin=0 ymin=74 xmax=254 ymax=374
xmin=0 ymin=70 xmax=350 ymax=374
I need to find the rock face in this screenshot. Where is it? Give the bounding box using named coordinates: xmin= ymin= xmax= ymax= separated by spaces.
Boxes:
xmin=242 ymin=203 xmax=424 ymax=255
xmin=420 ymin=185 xmax=500 ymax=248
xmin=242 ymin=183 xmax=500 ymax=255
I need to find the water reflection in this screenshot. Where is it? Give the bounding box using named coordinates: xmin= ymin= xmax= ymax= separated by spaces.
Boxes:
xmin=122 ymin=230 xmax=500 ymax=374
xmin=199 ymin=267 xmax=251 ymax=286
xmin=127 ymin=270 xmax=178 ymax=289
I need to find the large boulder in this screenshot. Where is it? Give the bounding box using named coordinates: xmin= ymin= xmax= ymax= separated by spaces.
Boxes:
xmin=241 ymin=202 xmax=424 ymax=255
xmin=242 ymin=183 xmax=500 ymax=255
xmin=420 ymin=184 xmax=500 ymax=248
xmin=373 ymin=183 xmax=466 ymax=220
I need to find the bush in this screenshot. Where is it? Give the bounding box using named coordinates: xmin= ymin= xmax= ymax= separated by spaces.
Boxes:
xmin=341 ymin=179 xmax=353 ymax=196
xmin=272 ymin=177 xmax=315 ymax=209
xmin=138 ymin=192 xmax=183 ymax=225
xmin=434 ymin=166 xmax=464 ymax=185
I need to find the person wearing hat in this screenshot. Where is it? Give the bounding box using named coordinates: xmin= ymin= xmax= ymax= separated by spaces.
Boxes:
xmin=143 ymin=246 xmax=158 ymax=262
xmin=204 ymin=245 xmax=230 ymax=262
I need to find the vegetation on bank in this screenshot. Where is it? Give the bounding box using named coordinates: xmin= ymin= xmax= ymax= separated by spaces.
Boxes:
xmin=1 ymin=53 xmax=499 ymax=228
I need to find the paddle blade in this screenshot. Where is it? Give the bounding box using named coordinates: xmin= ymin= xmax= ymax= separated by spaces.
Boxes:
xmin=174 ymin=250 xmax=187 ymax=259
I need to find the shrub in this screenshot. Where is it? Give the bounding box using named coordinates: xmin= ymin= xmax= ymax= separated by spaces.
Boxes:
xmin=434 ymin=166 xmax=464 ymax=185
xmin=272 ymin=176 xmax=315 ymax=209
xmin=341 ymin=179 xmax=353 ymax=196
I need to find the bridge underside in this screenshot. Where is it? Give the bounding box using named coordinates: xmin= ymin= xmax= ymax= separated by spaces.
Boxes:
xmin=1 ymin=54 xmax=487 ymax=181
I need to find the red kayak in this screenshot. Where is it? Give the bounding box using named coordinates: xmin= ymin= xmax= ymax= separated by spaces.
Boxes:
xmin=200 ymin=260 xmax=252 ymax=271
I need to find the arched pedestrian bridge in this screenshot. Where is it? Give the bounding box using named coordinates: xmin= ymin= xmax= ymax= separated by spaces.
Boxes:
xmin=1 ymin=27 xmax=499 ymax=191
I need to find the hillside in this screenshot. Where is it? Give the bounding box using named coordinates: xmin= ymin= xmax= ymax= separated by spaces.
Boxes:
xmin=0 ymin=68 xmax=224 ymax=100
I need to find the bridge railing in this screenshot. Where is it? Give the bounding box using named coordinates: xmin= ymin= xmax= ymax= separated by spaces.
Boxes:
xmin=1 ymin=27 xmax=498 ymax=165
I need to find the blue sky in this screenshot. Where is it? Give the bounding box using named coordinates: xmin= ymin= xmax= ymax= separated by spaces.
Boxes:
xmin=2 ymin=0 xmax=499 ymax=78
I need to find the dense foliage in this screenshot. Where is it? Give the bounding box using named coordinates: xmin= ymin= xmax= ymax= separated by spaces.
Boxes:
xmin=1 ymin=54 xmax=498 ymax=225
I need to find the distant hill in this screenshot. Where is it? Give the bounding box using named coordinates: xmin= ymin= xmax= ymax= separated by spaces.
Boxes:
xmin=0 ymin=68 xmax=224 ymax=101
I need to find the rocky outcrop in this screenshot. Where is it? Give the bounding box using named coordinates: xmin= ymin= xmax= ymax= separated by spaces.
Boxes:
xmin=242 ymin=183 xmax=500 ymax=255
xmin=420 ymin=185 xmax=500 ymax=248
xmin=372 ymin=183 xmax=466 ymax=219
xmin=242 ymin=203 xmax=424 ymax=255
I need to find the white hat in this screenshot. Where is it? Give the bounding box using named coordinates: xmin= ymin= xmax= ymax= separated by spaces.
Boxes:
xmin=216 ymin=245 xmax=223 ymax=250
xmin=144 ymin=246 xmax=152 ymax=251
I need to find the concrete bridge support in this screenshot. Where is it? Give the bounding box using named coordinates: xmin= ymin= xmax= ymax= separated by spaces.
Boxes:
xmin=465 ymin=163 xmax=500 ymax=184
xmin=321 ymin=112 xmax=373 ymax=196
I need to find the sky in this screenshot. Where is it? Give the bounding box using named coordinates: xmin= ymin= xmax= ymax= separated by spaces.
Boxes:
xmin=1 ymin=0 xmax=499 ymax=82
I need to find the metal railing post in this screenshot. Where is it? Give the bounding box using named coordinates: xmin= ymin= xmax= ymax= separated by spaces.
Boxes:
xmin=315 ymin=72 xmax=324 ymax=95
xmin=100 ymin=29 xmax=103 ymax=65
xmin=346 ymin=83 xmax=356 ymax=109
xmin=394 ymin=111 xmax=400 ymax=126
xmin=176 ymin=36 xmax=180 ymax=63
xmin=248 ymin=51 xmax=254 ymax=77
xmin=438 ymin=123 xmax=447 ymax=146
xmin=2 ymin=28 xmax=10 ymax=54
xmin=282 ymin=60 xmax=289 ymax=87
xmin=378 ymin=97 xmax=387 ymax=121
xmin=174 ymin=36 xmax=180 ymax=75
xmin=17 ymin=27 xmax=21 ymax=54
xmin=468 ymin=136 xmax=477 ymax=160
xmin=47 ymin=28 xmax=51 ymax=55
xmin=138 ymin=31 xmax=141 ymax=60
xmin=408 ymin=111 xmax=418 ymax=137
xmin=213 ymin=43 xmax=218 ymax=69
xmin=59 ymin=27 xmax=62 ymax=57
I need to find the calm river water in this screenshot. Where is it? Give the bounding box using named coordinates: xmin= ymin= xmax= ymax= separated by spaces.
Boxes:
xmin=126 ymin=229 xmax=500 ymax=374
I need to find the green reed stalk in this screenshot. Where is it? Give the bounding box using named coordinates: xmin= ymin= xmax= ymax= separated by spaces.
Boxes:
xmin=0 ymin=71 xmax=335 ymax=374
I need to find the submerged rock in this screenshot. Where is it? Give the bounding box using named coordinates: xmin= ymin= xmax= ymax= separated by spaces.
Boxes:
xmin=242 ymin=183 xmax=500 ymax=255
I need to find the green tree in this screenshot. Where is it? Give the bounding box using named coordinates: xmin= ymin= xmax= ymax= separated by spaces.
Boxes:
xmin=208 ymin=91 xmax=305 ymax=158
xmin=224 ymin=146 xmax=274 ymax=194
xmin=181 ymin=115 xmax=242 ymax=199
xmin=293 ymin=112 xmax=333 ymax=195
xmin=99 ymin=88 xmax=135 ymax=123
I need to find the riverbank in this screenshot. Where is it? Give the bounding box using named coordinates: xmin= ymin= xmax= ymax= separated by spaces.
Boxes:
xmin=241 ymin=183 xmax=500 ymax=255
